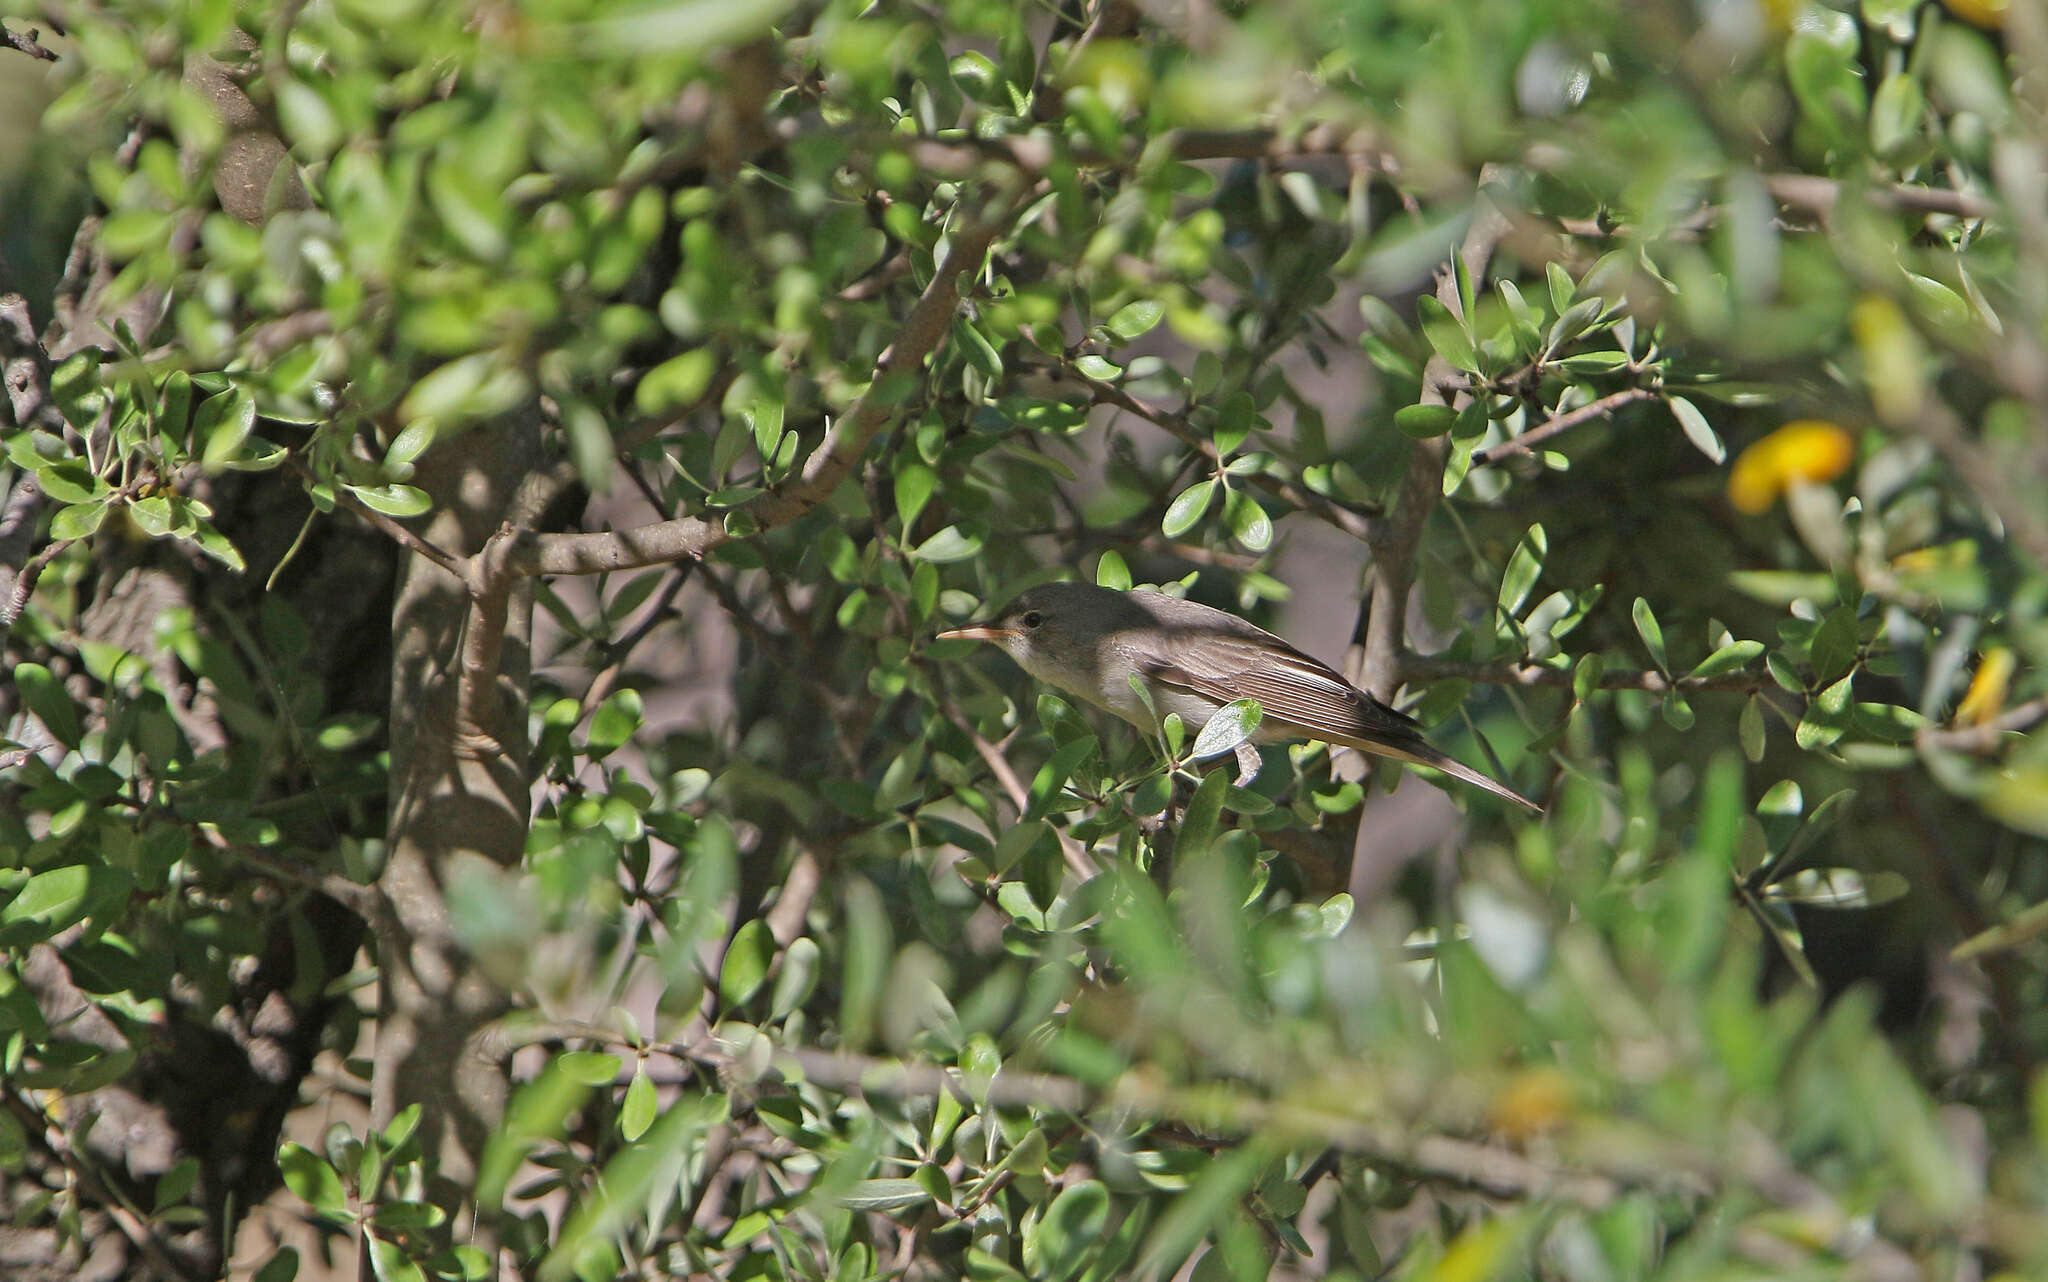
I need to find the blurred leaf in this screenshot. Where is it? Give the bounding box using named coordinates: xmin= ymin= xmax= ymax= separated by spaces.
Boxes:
xmin=720 ymin=919 xmax=775 ymax=1008
xmin=1393 ymin=403 xmax=1456 ymax=439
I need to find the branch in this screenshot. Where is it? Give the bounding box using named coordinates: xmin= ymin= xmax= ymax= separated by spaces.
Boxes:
xmin=325 ymin=474 xmax=467 ymax=582
xmin=0 ymin=537 xmax=73 ymax=633
xmin=0 ymin=20 xmax=59 ymax=61
xmin=1470 ymin=387 xmax=1658 ymax=467
xmin=1402 ymin=653 xmax=1770 ymax=694
xmin=1916 ymin=695 xmax=2048 ymax=754
xmin=211 ymin=840 xmax=382 ymax=920
xmin=452 ymin=522 xmax=528 ymax=760
xmin=1360 ymin=173 xmax=1512 ymax=700
xmin=532 ymin=191 xmax=1022 ymax=577
xmin=1 ymin=293 xmax=65 ymax=432
xmin=1084 ymin=379 xmax=1380 ymax=541
xmin=1764 ymin=172 xmax=1993 ymax=223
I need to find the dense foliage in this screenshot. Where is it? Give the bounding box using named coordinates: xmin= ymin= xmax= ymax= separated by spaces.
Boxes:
xmin=3 ymin=0 xmax=2047 ymax=1278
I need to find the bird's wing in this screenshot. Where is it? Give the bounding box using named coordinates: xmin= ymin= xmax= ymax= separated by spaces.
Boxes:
xmin=1126 ymin=631 xmax=1422 ymax=744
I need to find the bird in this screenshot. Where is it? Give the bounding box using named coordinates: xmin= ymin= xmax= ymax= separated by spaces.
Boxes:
xmin=938 ymin=581 xmax=1542 ymax=813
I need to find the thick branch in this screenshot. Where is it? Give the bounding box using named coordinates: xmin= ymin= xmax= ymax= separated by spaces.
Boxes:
xmin=1470 ymin=387 xmax=1658 ymax=467
xmin=534 ymin=194 xmax=1020 ymax=577
xmin=1 ymin=293 xmax=66 ymax=433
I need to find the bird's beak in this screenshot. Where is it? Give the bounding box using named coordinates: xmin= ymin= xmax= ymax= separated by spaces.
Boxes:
xmin=936 ymin=625 xmax=1013 ymax=642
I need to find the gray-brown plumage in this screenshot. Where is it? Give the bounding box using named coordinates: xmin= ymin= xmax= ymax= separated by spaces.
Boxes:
xmin=939 ymin=581 xmax=1542 ymax=813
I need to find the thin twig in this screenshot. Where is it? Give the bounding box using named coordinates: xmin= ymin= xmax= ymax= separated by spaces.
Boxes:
xmin=936 ymin=688 xmax=1099 ymax=880
xmin=1360 ymin=174 xmax=1512 ymax=701
xmin=1917 ymin=696 xmax=2048 ymax=754
xmin=211 ymin=840 xmax=382 ymax=919
xmin=534 ymin=190 xmax=1025 ymax=576
xmin=453 ymin=523 xmax=527 ymax=760
xmin=1470 ymin=387 xmax=1659 ymax=467
xmin=1 ymin=537 xmax=73 ymax=632
xmin=1765 ymin=172 xmax=1993 ymax=223
xmin=326 ymin=475 xmax=468 ymax=582
xmin=0 ymin=21 xmax=59 ymax=61
xmin=1084 ymin=380 xmax=1380 ymax=540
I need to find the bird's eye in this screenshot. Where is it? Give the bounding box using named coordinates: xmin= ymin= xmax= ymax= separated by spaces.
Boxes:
xmin=1021 ymin=611 xmax=1045 ymax=629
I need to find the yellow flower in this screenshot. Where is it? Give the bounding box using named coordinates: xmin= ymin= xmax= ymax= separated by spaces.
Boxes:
xmin=1956 ymin=647 xmax=2015 ymax=726
xmin=1727 ymin=420 xmax=1855 ymax=515
xmin=1944 ymin=0 xmax=2008 ymax=29
xmin=1488 ymin=1066 xmax=1574 ymax=1141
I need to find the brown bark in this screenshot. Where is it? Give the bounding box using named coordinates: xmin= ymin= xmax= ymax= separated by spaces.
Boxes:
xmin=376 ymin=416 xmax=545 ymax=1211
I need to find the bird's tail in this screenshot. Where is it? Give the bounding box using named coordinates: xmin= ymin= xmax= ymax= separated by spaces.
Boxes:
xmin=1340 ymin=735 xmax=1544 ymax=814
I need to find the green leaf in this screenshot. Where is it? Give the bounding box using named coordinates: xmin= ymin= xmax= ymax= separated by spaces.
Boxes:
xmin=195 ymin=386 xmax=256 ymax=470
xmin=1416 ymin=295 xmax=1479 ymax=373
xmin=1666 ymin=395 xmax=1724 ymax=463
xmin=587 ymin=689 xmax=643 ymax=758
xmin=1023 ymin=1179 xmax=1110 ymax=1281
xmin=1739 ymin=695 xmax=1767 ymax=762
xmin=1572 ymin=653 xmax=1605 ymax=703
xmin=346 ymin=484 xmax=433 ymax=518
xmin=1498 ymin=524 xmax=1547 ymax=617
xmin=279 ymin=1143 xmax=350 ymax=1221
xmin=1177 ymin=767 xmax=1229 ymax=860
xmin=956 ymin=321 xmax=1003 ymax=378
xmin=1785 ymin=6 xmax=1867 ymax=146
xmin=835 ymin=1179 xmax=930 ymax=1212
xmin=1796 ymin=675 xmax=1856 ymax=750
xmin=1161 ymin=479 xmax=1215 ymax=538
xmin=1870 ymin=72 xmax=1926 ymax=161
xmin=128 ymin=494 xmax=174 ymax=536
xmin=894 ymin=458 xmax=937 ymax=530
xmin=619 ymin=1070 xmax=652 ymax=1139
xmin=768 ymin=936 xmax=821 ymax=1018
xmin=36 ymin=462 xmax=100 ymax=505
xmin=1074 ymin=354 xmax=1122 ymax=381
xmin=12 ymin=662 xmax=82 ymax=748
xmin=912 ymin=525 xmax=983 ymax=563
xmin=1631 ymin=597 xmax=1669 ymax=674
xmin=1 ymin=864 xmax=91 ymax=933
xmin=720 ymin=918 xmax=775 ymax=1008
xmin=1689 ymin=639 xmax=1764 ymax=680
xmin=1393 ymin=403 xmax=1457 ymax=439
xmin=1546 ymin=261 xmax=1575 ymax=315
xmin=635 ymin=349 xmax=717 ymax=414
xmin=1809 ymin=606 xmax=1859 ymax=684
xmin=1223 ymin=489 xmax=1271 ymax=551
xmin=1105 ymin=299 xmax=1165 ymax=341
xmin=557 ymin=1051 xmax=623 ymax=1086
xmin=1189 ymin=699 xmax=1263 ymax=762
xmin=1096 ymin=549 xmax=1132 ymax=590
